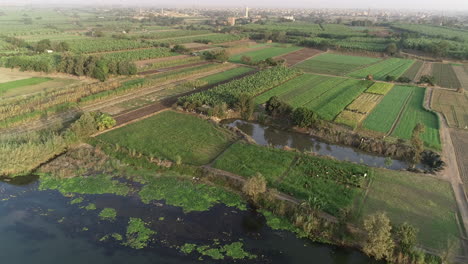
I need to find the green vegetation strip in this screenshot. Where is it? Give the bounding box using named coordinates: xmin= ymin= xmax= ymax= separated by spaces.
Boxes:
xmin=390 ymin=86 xmax=441 ymax=149
xmin=199 ymin=66 xmax=253 ymax=85
xmin=0 ymin=77 xmax=51 ymax=94
xmin=229 ymin=45 xmax=302 ymax=63
xmin=139 ymin=176 xmax=246 ymax=212
xmin=39 ymin=174 xmax=130 ymax=195
xmin=294 ymin=53 xmax=381 ymax=75
xmin=180 ymin=241 xmax=255 ymax=260
xmin=98 ymin=111 xmax=236 ymax=165
xmin=213 ymin=142 xmax=369 ymax=215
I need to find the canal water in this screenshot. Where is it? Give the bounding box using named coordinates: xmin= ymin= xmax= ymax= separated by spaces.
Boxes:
xmin=0 ymin=176 xmax=381 ymax=264
xmin=223 ymin=119 xmax=412 ymax=170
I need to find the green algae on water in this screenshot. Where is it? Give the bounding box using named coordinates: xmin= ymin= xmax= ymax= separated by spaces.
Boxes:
xmin=38 ymin=173 xmax=130 ymax=196
xmin=139 ymin=176 xmax=246 ymax=213
xmin=179 ymin=241 xmax=255 ymax=260
xmin=84 ymin=203 xmax=96 ymax=210
xmin=70 ymin=197 xmax=84 ymax=204
xmin=123 ymin=218 xmax=156 ymax=249
xmin=99 ymin=208 xmax=117 ymax=221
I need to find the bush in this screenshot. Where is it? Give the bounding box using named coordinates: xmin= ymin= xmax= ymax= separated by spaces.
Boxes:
xmin=292 ymin=107 xmax=318 ymax=128
xmin=385 ymin=75 xmax=396 ymax=82
xmin=242 ymin=173 xmax=267 ymax=200
xmin=265 ymin=96 xmax=292 ymax=117
xmin=397 ymin=76 xmax=411 ymax=83
xmin=419 ymin=75 xmax=435 ymax=86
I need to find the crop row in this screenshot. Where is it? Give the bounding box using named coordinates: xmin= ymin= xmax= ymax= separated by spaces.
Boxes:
xmin=140 ymin=56 xmax=203 ymax=71
xmin=294 ymin=53 xmax=380 ymax=75
xmin=401 ymin=60 xmax=423 ymax=81
xmin=347 ymin=58 xmax=415 ymax=80
xmin=101 ymin=48 xmax=175 ymax=62
xmin=431 ymin=63 xmax=462 ymax=89
xmin=334 ymin=110 xmax=367 ymax=129
xmin=365 ymin=82 xmax=394 ymax=95
xmin=390 ymin=86 xmax=441 ymax=149
xmin=179 ymin=66 xmax=301 ymax=107
xmin=155 ymin=34 xmax=244 ymax=45
xmin=363 ymin=85 xmax=414 ymax=134
xmin=67 ymin=38 xmax=153 ymax=53
xmin=139 ymin=30 xmax=212 ymax=39
xmin=346 ymin=93 xmax=383 ymax=114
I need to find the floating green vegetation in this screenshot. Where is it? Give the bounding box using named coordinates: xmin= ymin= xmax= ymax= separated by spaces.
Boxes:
xmin=123 ymin=218 xmax=156 ymax=249
xmin=84 ymin=203 xmax=96 ymax=210
xmin=158 ymin=217 xmax=165 ymax=221
xmin=179 ymin=242 xmax=255 ymax=260
xmin=82 ymin=227 xmax=89 ymax=231
xmin=100 ymin=233 xmax=123 ymax=242
xmin=139 ymin=176 xmax=246 ymax=212
xmin=38 ymin=174 xmax=130 ymax=196
xmin=99 ymin=208 xmax=117 ymax=221
xmin=70 ymin=197 xmax=84 ymax=204
xmin=260 ymin=210 xmax=306 ymax=237
xmin=58 ymin=217 xmax=65 ymax=223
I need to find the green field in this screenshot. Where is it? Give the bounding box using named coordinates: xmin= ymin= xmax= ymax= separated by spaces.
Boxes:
xmin=362 ymin=169 xmax=460 ymax=250
xmin=391 ymin=87 xmax=441 ymax=149
xmin=294 ymin=53 xmax=381 ymax=75
xmin=401 ymin=60 xmax=423 ymax=80
xmin=363 ymin=85 xmax=414 ymax=133
xmin=432 ymin=63 xmax=462 ymax=89
xmin=256 ymin=74 xmax=372 ymax=120
xmin=0 ymin=77 xmax=52 ymax=94
xmin=347 ymin=58 xmax=415 ymax=80
xmin=213 ymin=142 xmax=369 ymax=215
xmin=199 ymin=66 xmax=254 ymax=85
xmin=97 ymin=111 xmax=236 ymax=165
xmin=229 ymin=45 xmax=302 ymax=63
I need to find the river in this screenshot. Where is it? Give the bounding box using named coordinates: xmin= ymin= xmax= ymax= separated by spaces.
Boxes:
xmin=223 ymin=119 xmax=415 ymax=170
xmin=0 ymin=175 xmax=381 ymax=264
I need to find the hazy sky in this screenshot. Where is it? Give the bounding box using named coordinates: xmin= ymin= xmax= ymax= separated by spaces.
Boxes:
xmin=5 ymin=0 xmax=468 ymax=11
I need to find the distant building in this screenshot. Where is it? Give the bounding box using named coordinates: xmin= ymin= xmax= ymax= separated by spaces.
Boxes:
xmin=227 ymin=17 xmax=236 ymax=26
xmin=245 ymin=6 xmax=249 ymax=18
xmin=45 ymin=50 xmax=53 ymax=53
xmin=283 ymin=15 xmax=295 ymax=21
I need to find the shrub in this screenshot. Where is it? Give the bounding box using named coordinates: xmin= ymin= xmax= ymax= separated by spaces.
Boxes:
xmin=292 ymin=107 xmax=318 ymax=128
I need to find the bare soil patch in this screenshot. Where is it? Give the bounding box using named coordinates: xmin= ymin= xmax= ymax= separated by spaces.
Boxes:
xmin=276 ymin=48 xmax=323 ymax=66
xmin=453 ymin=66 xmax=468 ymax=91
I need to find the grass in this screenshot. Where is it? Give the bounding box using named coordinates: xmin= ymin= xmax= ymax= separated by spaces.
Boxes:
xmin=212 ymin=142 xmax=296 ymax=181
xmin=98 ymin=111 xmax=236 ymax=165
xmin=123 ymin=217 xmax=156 ymax=249
xmin=362 ymin=169 xmax=461 ymax=250
xmin=229 ymin=44 xmax=302 ymax=63
xmin=138 ymin=175 xmax=246 ymax=212
xmin=38 ymin=174 xmax=130 ymax=196
xmin=391 ymin=86 xmax=441 ymax=149
xmin=213 ymin=142 xmax=370 ymax=215
xmin=347 ymin=58 xmax=415 ymax=80
xmin=363 ymin=85 xmax=414 ymax=134
xmin=294 ymin=53 xmax=381 ymax=75
xmin=199 ymin=66 xmax=253 ymax=85
xmin=334 ymin=110 xmax=366 ymax=129
xmin=0 ymin=77 xmax=51 ymax=95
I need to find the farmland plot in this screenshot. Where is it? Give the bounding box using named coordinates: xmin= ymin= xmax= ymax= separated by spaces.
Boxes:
xmin=365 ymin=82 xmax=394 ymax=95
xmin=453 ymin=65 xmax=468 ymax=90
xmin=294 ymin=53 xmax=381 ymax=75
xmin=229 ymin=45 xmax=302 ymax=63
xmin=213 ymin=142 xmax=369 ymax=216
xmin=363 ymin=85 xmax=414 ymax=133
xmin=401 ymin=60 xmax=423 ymax=81
xmin=347 ymin=58 xmax=415 ymax=80
xmin=431 ymin=63 xmax=462 ymax=89
xmin=97 ymin=111 xmax=236 ymax=165
xmin=431 ymin=89 xmax=468 ymax=129
xmin=346 ymin=93 xmax=383 ymax=114
xmin=199 ymin=66 xmax=254 ymax=85
xmin=391 ymin=87 xmax=441 ymax=149
xmin=334 ymin=110 xmax=367 ymax=129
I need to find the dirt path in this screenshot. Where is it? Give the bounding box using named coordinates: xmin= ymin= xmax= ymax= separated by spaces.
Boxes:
xmin=427 ymin=88 xmax=468 ymax=250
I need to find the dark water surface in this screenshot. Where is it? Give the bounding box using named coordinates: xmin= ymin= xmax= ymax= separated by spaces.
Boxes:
xmin=223 ymin=119 xmax=412 ymax=170
xmin=0 ymin=176 xmax=381 ymax=264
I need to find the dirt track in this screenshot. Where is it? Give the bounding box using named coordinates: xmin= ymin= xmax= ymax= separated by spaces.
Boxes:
xmin=276 ymin=48 xmax=323 ymax=66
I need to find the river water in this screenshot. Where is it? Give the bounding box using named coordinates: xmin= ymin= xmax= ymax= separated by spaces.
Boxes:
xmin=0 ymin=176 xmax=380 ymax=264
xmin=223 ymin=119 xmax=413 ymax=170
